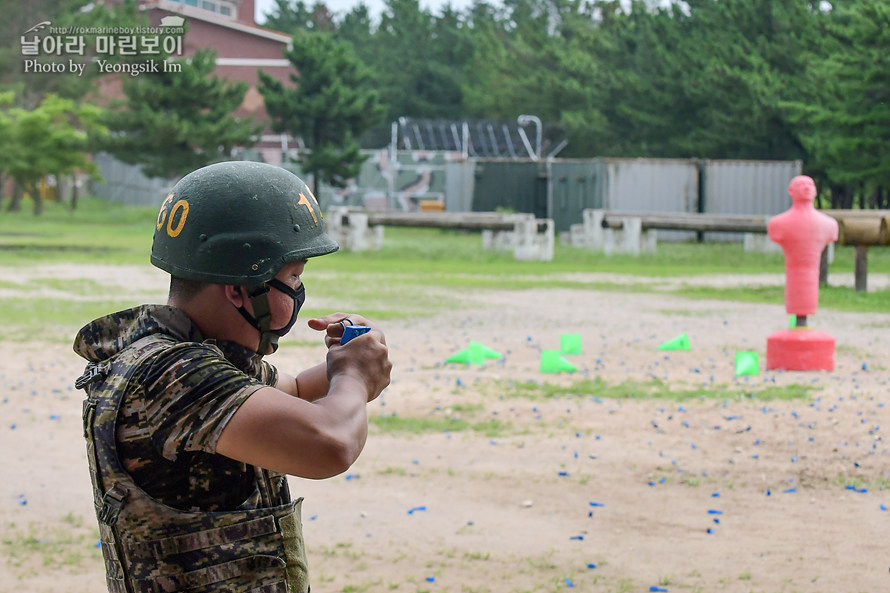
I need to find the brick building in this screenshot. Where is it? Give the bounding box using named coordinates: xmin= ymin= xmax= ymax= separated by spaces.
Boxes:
xmin=107 ymin=0 xmax=296 ymax=163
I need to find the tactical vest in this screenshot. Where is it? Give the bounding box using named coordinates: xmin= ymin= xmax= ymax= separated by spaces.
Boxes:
xmin=77 ymin=335 xmax=310 ymax=593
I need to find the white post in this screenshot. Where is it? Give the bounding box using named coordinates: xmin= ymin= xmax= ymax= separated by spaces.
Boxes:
xmin=347 ymin=212 xmax=371 ymax=251
xmin=513 ymin=218 xmax=554 ymax=261
xmin=744 ymin=233 xmax=781 ymax=253
xmin=585 ymin=209 xmax=606 ymax=249
xmin=603 ymin=217 xmax=642 ymax=255
xmin=326 ymin=206 xmax=350 ymax=250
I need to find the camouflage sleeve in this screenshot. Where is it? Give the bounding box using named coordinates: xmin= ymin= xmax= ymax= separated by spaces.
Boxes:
xmin=262 ymin=360 xmax=279 ymax=387
xmin=143 ymin=343 xmax=266 ymax=461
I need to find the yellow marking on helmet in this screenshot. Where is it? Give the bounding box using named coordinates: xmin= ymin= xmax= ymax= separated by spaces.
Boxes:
xmin=166 ymin=200 xmax=189 ymax=237
xmin=156 ymin=193 xmax=174 ymax=231
xmin=297 ymin=191 xmax=319 ymax=225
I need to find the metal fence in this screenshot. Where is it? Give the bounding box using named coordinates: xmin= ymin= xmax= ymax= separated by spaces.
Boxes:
xmin=92 ymin=152 xmax=802 ymax=241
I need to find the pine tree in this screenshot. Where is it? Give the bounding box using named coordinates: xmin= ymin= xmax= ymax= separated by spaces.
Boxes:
xmin=102 ymin=48 xmax=261 ymax=179
xmin=258 ymin=30 xmax=385 ymax=197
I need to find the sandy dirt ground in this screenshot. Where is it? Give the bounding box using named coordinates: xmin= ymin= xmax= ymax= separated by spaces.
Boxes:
xmin=1 ymin=264 xmax=889 ymax=593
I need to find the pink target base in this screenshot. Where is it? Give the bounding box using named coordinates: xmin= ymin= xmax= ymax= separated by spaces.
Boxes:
xmin=766 ymin=328 xmax=835 ymax=371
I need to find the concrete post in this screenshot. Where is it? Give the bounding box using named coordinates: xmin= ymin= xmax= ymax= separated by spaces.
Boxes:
xmin=513 ymin=218 xmax=554 ymax=261
xmin=603 ymin=217 xmax=642 ymax=256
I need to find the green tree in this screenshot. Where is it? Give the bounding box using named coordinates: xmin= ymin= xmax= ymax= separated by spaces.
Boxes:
xmin=259 ymin=0 xmax=336 ymax=32
xmin=0 ymin=0 xmax=144 ymax=108
xmin=785 ymin=0 xmax=890 ymax=207
xmin=667 ymin=0 xmax=813 ymax=160
xmin=0 ymin=91 xmax=107 ymax=214
xmin=461 ymin=0 xmax=601 ymax=154
xmin=369 ymin=0 xmax=467 ymax=121
xmin=102 ymin=48 xmax=262 ymax=179
xmin=258 ymin=30 xmax=386 ymax=197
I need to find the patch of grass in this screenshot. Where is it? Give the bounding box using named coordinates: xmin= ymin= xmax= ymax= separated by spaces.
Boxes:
xmin=4 ymin=199 xmax=890 ymax=318
xmin=0 ymin=197 xmax=156 ymax=266
xmin=671 ymin=283 xmax=890 ymax=313
xmin=369 ymin=415 xmax=513 ymax=436
xmin=0 ymin=297 xmax=141 ymax=343
xmin=832 ymin=474 xmax=890 ymax=492
xmin=502 ymin=377 xmax=815 ymax=402
xmin=448 ymin=403 xmax=485 ymax=415
xmin=1 ymin=517 xmax=101 ymax=573
xmin=377 ymin=466 xmax=408 ymax=476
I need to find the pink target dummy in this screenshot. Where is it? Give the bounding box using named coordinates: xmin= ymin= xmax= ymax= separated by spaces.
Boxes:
xmin=766 ymin=175 xmax=838 ymax=371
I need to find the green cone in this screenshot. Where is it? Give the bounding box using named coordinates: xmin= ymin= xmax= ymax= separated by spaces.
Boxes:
xmin=658 ymin=332 xmax=691 ymax=351
xmin=540 ymin=350 xmax=578 ymax=373
xmin=446 ymin=341 xmax=502 ymax=365
xmin=560 ymin=333 xmax=583 ymax=355
xmin=735 ymin=351 xmax=760 ymax=376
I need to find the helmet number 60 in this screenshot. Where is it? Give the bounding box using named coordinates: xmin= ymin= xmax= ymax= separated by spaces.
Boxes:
xmin=156 ymin=193 xmax=190 ymax=238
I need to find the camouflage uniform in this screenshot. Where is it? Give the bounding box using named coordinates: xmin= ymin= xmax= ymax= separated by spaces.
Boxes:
xmin=75 ymin=304 xmax=310 ymax=593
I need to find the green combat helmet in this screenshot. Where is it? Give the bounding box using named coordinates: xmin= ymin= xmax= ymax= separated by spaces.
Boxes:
xmin=151 ymin=161 xmax=339 ymax=353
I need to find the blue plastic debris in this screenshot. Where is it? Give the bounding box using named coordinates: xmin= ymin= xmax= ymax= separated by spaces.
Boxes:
xmin=783 ymin=488 xmax=797 ymax=494
xmin=565 ymin=577 xmax=575 ymax=587
xmin=426 ymin=576 xmax=435 ymax=583
xmin=345 ymin=474 xmax=359 ymax=480
xmin=589 ymin=502 xmax=604 ymax=507
xmin=407 ymin=506 xmax=427 ymax=515
xmin=707 ymin=510 xmax=723 ymax=515
xmin=587 ymin=563 xmax=597 ymax=569
xmin=881 ymin=504 xmax=887 ymax=511
xmin=650 ymin=587 xmax=668 ymax=592
xmin=569 ymin=535 xmax=584 ymax=540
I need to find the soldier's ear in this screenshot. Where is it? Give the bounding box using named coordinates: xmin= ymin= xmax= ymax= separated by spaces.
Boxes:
xmin=223 ymin=285 xmax=246 ymax=308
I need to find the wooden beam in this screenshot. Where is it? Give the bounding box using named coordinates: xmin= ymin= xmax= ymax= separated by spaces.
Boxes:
xmin=855 ymin=245 xmax=868 ymax=292
xmin=821 ymin=209 xmax=890 ymax=219
xmin=361 ymin=211 xmax=539 ymax=232
xmin=837 ymin=217 xmax=885 ymax=246
xmin=599 ymin=212 xmax=769 ymax=234
xmin=819 ymin=246 xmax=830 ymax=287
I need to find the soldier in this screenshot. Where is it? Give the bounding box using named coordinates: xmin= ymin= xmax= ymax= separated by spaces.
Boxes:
xmin=73 ymin=161 xmax=391 ymax=593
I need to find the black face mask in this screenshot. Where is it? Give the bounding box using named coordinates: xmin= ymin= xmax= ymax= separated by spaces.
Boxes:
xmin=235 ymin=279 xmax=306 ymax=354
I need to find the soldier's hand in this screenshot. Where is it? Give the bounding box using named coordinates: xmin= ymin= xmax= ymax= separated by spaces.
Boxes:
xmin=307 ymin=313 xmax=387 ymax=349
xmin=308 ymin=313 xmax=391 ymax=402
